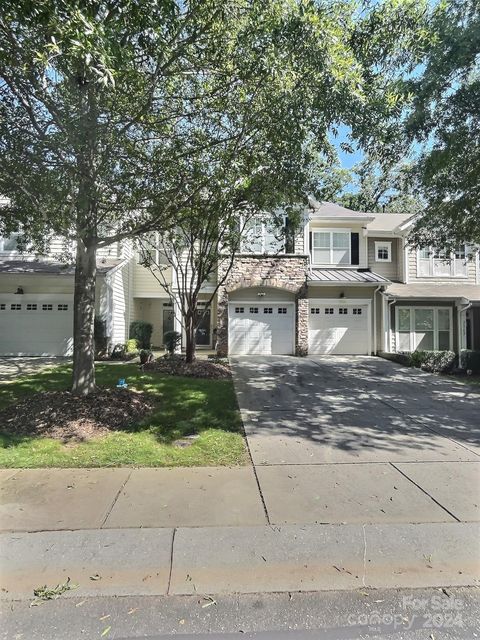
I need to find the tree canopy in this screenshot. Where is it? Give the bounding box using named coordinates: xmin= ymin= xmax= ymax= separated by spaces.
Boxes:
xmin=0 ymin=0 xmax=430 ymax=391
xmin=401 ymin=0 xmax=480 ymax=246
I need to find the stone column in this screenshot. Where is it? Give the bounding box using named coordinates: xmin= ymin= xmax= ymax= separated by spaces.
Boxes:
xmin=216 ymin=285 xmax=229 ymax=356
xmin=296 ymin=293 xmax=309 ymax=356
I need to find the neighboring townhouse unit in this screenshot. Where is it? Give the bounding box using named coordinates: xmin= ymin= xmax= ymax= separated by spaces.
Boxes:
xmin=1 ymin=200 xmax=479 ymax=358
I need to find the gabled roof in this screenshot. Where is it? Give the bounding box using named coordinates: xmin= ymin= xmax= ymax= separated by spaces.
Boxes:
xmin=0 ymin=259 xmax=122 ymax=275
xmin=308 ymin=199 xmax=375 ymax=221
xmin=309 ymin=268 xmax=390 ymax=285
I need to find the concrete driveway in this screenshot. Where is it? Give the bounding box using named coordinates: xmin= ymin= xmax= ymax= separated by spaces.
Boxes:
xmin=231 ymin=356 xmax=480 ymax=525
xmin=0 ymin=356 xmax=69 ymax=382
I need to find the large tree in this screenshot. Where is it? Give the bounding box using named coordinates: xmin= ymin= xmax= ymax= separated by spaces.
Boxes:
xmin=340 ymin=157 xmax=424 ymax=213
xmin=0 ymin=0 xmax=429 ymax=392
xmin=401 ymin=0 xmax=480 ymax=246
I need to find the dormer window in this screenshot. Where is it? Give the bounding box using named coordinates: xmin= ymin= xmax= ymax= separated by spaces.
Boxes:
xmin=375 ymin=241 xmax=391 ymax=263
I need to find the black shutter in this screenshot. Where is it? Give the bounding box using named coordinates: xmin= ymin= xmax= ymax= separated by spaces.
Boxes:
xmin=309 ymin=231 xmax=312 ymax=254
xmin=351 ymin=233 xmax=359 ymax=265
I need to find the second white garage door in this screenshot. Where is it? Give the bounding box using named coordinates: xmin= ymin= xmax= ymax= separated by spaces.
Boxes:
xmin=229 ymin=303 xmax=295 ymax=355
xmin=309 ymin=302 xmax=370 ymax=355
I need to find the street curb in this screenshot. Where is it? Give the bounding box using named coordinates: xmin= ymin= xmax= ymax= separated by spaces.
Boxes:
xmin=1 ymin=522 xmax=479 ymax=600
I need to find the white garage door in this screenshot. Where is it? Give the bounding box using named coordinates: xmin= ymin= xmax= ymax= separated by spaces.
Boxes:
xmin=229 ymin=303 xmax=295 ymax=355
xmin=309 ymin=302 xmax=370 ymax=355
xmin=0 ymin=296 xmax=74 ymax=356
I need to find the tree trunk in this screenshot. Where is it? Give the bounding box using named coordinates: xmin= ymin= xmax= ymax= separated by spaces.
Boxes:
xmin=185 ymin=313 xmax=196 ymax=364
xmin=72 ymin=237 xmax=97 ymax=395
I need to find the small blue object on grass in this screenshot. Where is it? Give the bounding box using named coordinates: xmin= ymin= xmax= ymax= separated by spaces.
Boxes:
xmin=116 ymin=378 xmax=128 ymax=389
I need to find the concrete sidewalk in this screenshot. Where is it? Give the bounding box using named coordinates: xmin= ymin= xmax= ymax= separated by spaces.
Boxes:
xmin=1 ymin=522 xmax=479 ymax=600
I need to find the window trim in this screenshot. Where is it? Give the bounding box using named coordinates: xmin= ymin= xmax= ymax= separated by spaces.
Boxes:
xmin=416 ymin=246 xmax=468 ymax=278
xmin=395 ymin=306 xmax=453 ymax=352
xmin=311 ymin=229 xmax=351 ymax=266
xmin=0 ymin=233 xmax=20 ymax=255
xmin=375 ymin=241 xmax=392 ymax=263
xmin=240 ymin=214 xmax=287 ymax=255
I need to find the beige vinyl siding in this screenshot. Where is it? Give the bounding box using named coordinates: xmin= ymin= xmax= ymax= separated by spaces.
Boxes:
xmin=307 ymin=286 xmax=375 ymax=300
xmin=132 ymin=298 xmax=169 ymax=347
xmin=133 ymin=262 xmax=171 ymax=297
xmin=368 ymin=237 xmax=400 ymax=281
xmin=408 ymin=248 xmax=478 ymax=283
xmin=0 ymin=273 xmax=73 ymax=294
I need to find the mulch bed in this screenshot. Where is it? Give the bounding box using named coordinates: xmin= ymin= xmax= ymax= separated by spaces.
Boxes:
xmin=0 ymin=389 xmax=156 ymax=443
xmin=144 ymin=356 xmax=231 ymax=379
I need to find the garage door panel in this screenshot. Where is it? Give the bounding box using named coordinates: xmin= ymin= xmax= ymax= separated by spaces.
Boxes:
xmin=229 ymin=304 xmax=294 ymax=356
xmin=309 ymin=303 xmax=369 ymax=355
xmin=0 ymin=297 xmax=74 ymax=356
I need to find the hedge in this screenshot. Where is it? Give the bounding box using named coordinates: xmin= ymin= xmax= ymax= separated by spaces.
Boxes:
xmin=129 ymin=320 xmax=153 ymax=349
xmin=460 ymin=350 xmax=480 ymax=374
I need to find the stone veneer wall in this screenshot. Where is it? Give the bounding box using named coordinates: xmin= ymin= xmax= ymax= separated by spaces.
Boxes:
xmin=216 ymin=255 xmax=309 ymax=356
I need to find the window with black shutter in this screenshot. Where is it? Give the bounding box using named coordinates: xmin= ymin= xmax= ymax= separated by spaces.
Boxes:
xmin=351 ymin=233 xmax=359 ymax=265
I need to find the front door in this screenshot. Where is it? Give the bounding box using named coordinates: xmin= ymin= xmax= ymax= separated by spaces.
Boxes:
xmin=162 ymin=307 xmax=174 ymax=344
xmin=196 ymin=308 xmax=211 ymax=346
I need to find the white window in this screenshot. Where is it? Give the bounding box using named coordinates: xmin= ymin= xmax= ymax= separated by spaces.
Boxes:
xmin=325 ymin=308 xmax=334 ymax=314
xmin=263 ymin=307 xmax=273 ymax=314
xmin=42 ymin=304 xmax=53 ymax=311
xmin=417 ymin=246 xmax=468 ymax=278
xmin=396 ymin=307 xmax=452 ymax=352
xmin=311 ymin=308 xmax=321 ymax=314
xmin=235 ymin=307 xmax=244 ymax=314
xmin=10 ymin=303 xmax=21 ymax=310
xmin=339 ymin=308 xmax=348 ymax=315
xmin=26 ymin=304 xmax=37 ymax=311
xmin=353 ymin=308 xmax=363 ymax=315
xmin=312 ymin=231 xmax=350 ymax=265
xmin=278 ymin=307 xmax=287 ymax=314
xmin=249 ymin=307 xmax=258 ymax=314
xmin=0 ymin=234 xmax=19 ymax=253
xmin=241 ymin=216 xmax=285 ymax=254
xmin=0 ymin=304 xmax=5 ymax=310
xmin=57 ymin=304 xmax=68 ymax=311
xmin=375 ymin=241 xmax=391 ymax=262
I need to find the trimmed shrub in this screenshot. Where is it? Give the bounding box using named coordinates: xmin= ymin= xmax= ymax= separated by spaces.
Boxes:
xmin=378 ymin=351 xmax=411 ymax=367
xmin=408 ymin=350 xmax=456 ymax=374
xmin=139 ymin=349 xmax=154 ymax=365
xmin=129 ymin=321 xmax=153 ymax=349
xmin=163 ymin=330 xmax=181 ymax=356
xmin=125 ymin=338 xmax=139 ymax=354
xmin=461 ymin=350 xmax=480 ymax=374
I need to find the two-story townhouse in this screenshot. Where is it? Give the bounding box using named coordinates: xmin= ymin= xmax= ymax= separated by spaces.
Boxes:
xmin=0 ymin=235 xmax=134 ymax=356
xmin=216 ymin=200 xmax=480 ymax=358
xmin=1 ymin=200 xmax=479 ymax=359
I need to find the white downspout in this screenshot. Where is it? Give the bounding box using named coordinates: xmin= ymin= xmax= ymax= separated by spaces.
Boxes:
xmin=457 ymin=300 xmax=472 ymax=366
xmin=373 ymin=285 xmax=383 ymax=355
xmin=380 ymin=291 xmax=396 ymax=352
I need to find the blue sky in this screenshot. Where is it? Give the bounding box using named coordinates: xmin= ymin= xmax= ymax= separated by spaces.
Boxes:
xmin=330 ymin=124 xmax=363 ymax=169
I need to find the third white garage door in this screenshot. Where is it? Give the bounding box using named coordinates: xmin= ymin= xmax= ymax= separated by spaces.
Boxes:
xmin=229 ymin=303 xmax=295 ymax=355
xmin=309 ymin=301 xmax=370 ymax=355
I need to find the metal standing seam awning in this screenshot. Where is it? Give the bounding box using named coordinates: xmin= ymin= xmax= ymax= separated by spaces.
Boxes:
xmin=308 ymin=268 xmax=391 ymax=285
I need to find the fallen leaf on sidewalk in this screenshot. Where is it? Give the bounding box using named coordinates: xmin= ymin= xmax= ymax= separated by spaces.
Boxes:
xmin=202 ymin=596 xmax=217 ymax=608
xmin=75 ymin=601 xmax=86 ymax=607
xmin=90 ymin=574 xmax=102 ymax=581
xmin=127 ymin=608 xmax=138 ymax=615
xmin=99 ymin=615 xmax=110 ymax=621
xmin=101 ymin=626 xmax=111 ymax=637
xmin=31 ymin=577 xmax=78 ymax=606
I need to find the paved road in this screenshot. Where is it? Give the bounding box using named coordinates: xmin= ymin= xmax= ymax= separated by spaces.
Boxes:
xmin=231 ymin=356 xmax=480 ymax=526
xmin=3 ymin=587 xmax=479 ymax=640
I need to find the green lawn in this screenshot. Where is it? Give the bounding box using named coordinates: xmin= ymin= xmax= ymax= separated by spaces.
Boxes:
xmin=0 ymin=364 xmax=247 ymax=468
